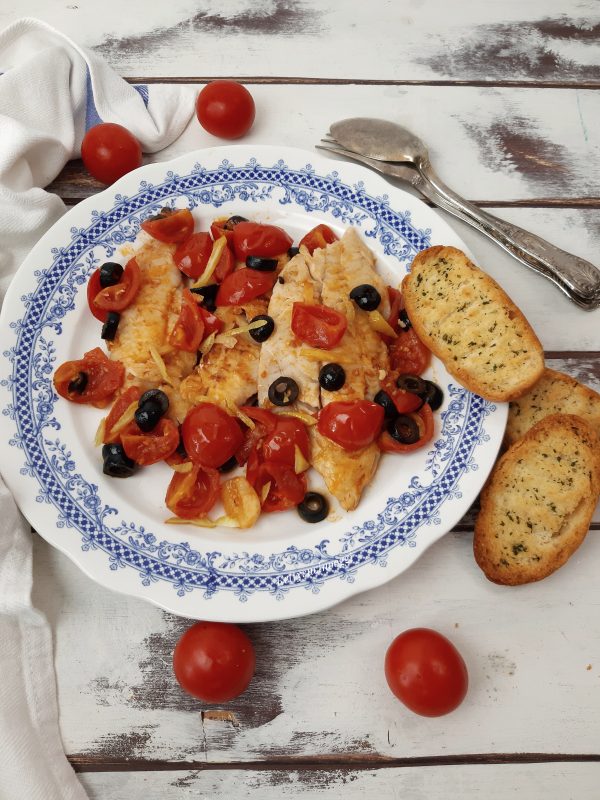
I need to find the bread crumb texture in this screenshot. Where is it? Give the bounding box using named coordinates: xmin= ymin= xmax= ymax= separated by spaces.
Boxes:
xmin=474 ymin=414 xmax=600 ymax=585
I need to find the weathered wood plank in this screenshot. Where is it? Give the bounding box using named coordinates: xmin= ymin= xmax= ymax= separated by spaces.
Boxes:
xmin=46 ymin=85 xmax=600 ymax=202
xmin=2 ymin=1 xmax=599 ymax=83
xmin=77 ymin=763 xmax=600 ymax=798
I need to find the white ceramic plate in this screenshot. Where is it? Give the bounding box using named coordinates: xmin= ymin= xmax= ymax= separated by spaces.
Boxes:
xmin=0 ymin=146 xmax=506 ymax=622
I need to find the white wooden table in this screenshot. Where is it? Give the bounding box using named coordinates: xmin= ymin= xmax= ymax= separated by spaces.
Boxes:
xmin=3 ymin=2 xmax=600 ymax=796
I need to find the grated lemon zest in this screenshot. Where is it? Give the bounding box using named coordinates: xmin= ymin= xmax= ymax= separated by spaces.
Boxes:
xmin=224 ymin=398 xmax=255 ymax=430
xmin=300 ymin=346 xmax=346 ymax=362
xmin=165 ymin=516 xmax=217 ymax=528
xmin=170 ymin=461 xmax=193 ymax=473
xmin=261 ymin=482 xmax=272 ymax=503
xmin=294 ymin=444 xmax=310 ymax=474
xmin=273 ymin=408 xmax=318 ymax=426
xmin=214 ymin=515 xmax=241 ymax=528
xmin=214 ymin=334 xmax=237 ymax=349
xmin=200 ymin=331 xmax=217 ymax=356
xmin=190 ymin=235 xmax=227 ymax=288
xmin=110 ymin=401 xmax=139 ymax=436
xmin=368 ymin=309 xmax=397 ymax=338
xmin=149 ymin=345 xmax=175 ymax=386
xmin=94 ymin=417 xmax=106 ymax=447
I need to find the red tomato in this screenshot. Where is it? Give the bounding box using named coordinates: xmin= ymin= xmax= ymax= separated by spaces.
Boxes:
xmin=213 ymin=243 xmax=235 ymax=283
xmin=169 ymin=289 xmax=205 ymax=352
xmin=385 ymin=628 xmax=468 ymax=717
xmin=196 ymin=304 xmax=224 ymax=337
xmin=389 ymin=328 xmax=431 ymax=376
xmin=210 ymin=217 xmax=236 ymax=246
xmin=195 ymin=80 xmax=256 ymax=140
xmin=174 ymin=232 xmax=213 ymax=278
xmin=182 ymin=403 xmax=244 ymax=469
xmin=262 ymin=416 xmax=310 ymax=465
xmin=216 ymin=268 xmax=277 ymax=307
xmin=173 ymin=621 xmax=255 ymax=703
xmin=232 ymin=222 xmax=293 ymax=260
xmin=81 ymin=122 xmax=142 ymax=185
xmin=141 ymin=208 xmax=194 ymax=244
xmin=93 ymin=257 xmax=141 ymax=313
xmin=384 ymin=286 xmax=402 ymax=344
xmin=121 ymin=418 xmax=180 ymax=466
xmin=248 ymin=460 xmax=307 ymax=512
xmin=317 ymin=400 xmax=384 ymax=452
xmin=53 ymin=348 xmax=124 ymax=406
xmin=389 ymin=388 xmax=423 ymax=415
xmin=87 ymin=268 xmax=108 ymax=322
xmin=235 ymin=406 xmax=278 ymax=466
xmin=378 ymin=403 xmax=434 ymax=454
xmin=165 ymin=464 xmax=220 ymax=519
xmin=299 ymin=224 xmax=338 ymax=255
xmin=103 ymin=386 xmax=142 ymax=443
xmin=291 ymin=302 xmax=347 ymax=349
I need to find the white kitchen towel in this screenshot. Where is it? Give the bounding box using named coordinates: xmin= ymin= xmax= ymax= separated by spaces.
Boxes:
xmin=0 ymin=18 xmax=195 ymax=800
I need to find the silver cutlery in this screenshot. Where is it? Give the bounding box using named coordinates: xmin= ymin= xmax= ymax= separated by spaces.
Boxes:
xmin=317 ymin=118 xmax=600 ymax=310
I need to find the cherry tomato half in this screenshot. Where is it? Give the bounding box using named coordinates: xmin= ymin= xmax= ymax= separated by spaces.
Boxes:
xmin=291 ymin=302 xmax=347 ymax=349
xmin=174 ymin=232 xmax=213 ymax=278
xmin=196 ymin=304 xmax=224 ymax=338
xmin=87 ymin=268 xmax=108 ymax=322
xmin=235 ymin=406 xmax=278 ymax=466
xmin=103 ymin=385 xmax=142 ymax=443
xmin=182 ymin=403 xmax=244 ymax=469
xmin=378 ymin=403 xmax=434 ymax=454
xmin=262 ymin=415 xmax=310 ymax=466
xmin=216 ymin=268 xmax=277 ymax=307
xmin=165 ymin=463 xmax=220 ymax=519
xmin=141 ymin=208 xmax=194 ymax=244
xmin=121 ymin=418 xmax=180 ymax=466
xmin=232 ymin=222 xmax=293 ymax=261
xmin=389 ymin=327 xmax=431 ymax=376
xmin=195 ymin=80 xmax=256 ymax=140
xmin=299 ymin=224 xmax=338 ymax=255
xmin=173 ymin=621 xmax=256 ymax=703
xmin=92 ymin=257 xmax=141 ymax=313
xmin=385 ymin=628 xmax=468 ymax=717
xmin=81 ymin=122 xmax=142 ymax=185
xmin=317 ymin=400 xmax=384 ymax=452
xmin=53 ymin=348 xmax=124 ymax=406
xmin=383 ymin=286 xmax=403 ymax=344
xmin=247 ymin=457 xmax=307 ymax=512
xmin=168 ymin=289 xmax=205 ymax=352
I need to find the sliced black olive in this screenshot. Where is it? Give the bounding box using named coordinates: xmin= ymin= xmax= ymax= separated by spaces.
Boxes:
xmin=244 ymin=393 xmax=259 ymax=407
xmin=297 ymin=492 xmax=329 ymax=523
xmin=68 ymin=371 xmax=88 ymax=394
xmin=102 ymin=443 xmax=136 ymax=478
xmin=249 ymin=315 xmax=275 ymax=343
xmin=224 ymin=215 xmax=248 ymax=230
xmin=190 ymin=283 xmax=218 ymax=312
xmin=319 ymin=363 xmax=346 ymax=392
xmin=396 ymin=374 xmax=428 ymax=397
xmin=246 ymin=255 xmax=278 ymax=272
xmin=101 ymin=311 xmax=120 ymax=341
xmin=139 ymin=389 xmax=170 ymax=415
xmin=374 ymin=389 xmax=398 ymax=422
xmin=278 ymin=276 xmax=285 ymax=285
xmin=268 ymin=376 xmax=299 ymax=406
xmin=218 ymin=455 xmax=239 ymax=473
xmin=399 ymin=309 xmax=412 ymax=329
xmin=99 ymin=261 xmax=124 ymax=288
xmin=287 ymin=246 xmax=300 ymax=258
xmin=423 ymin=380 xmax=444 ymax=411
xmin=388 ymin=414 xmax=420 ymax=445
xmin=175 ymin=432 xmax=187 ymax=460
xmin=147 ymin=208 xmax=171 ymax=222
xmin=349 ymin=283 xmax=381 ymax=311
xmin=134 ymin=402 xmax=163 ymax=432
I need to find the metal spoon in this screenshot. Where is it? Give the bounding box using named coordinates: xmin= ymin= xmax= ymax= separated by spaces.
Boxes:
xmin=325 ymin=117 xmax=600 ymax=310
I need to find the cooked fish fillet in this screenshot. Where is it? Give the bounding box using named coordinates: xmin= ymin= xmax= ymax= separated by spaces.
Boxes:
xmin=258 ymin=250 xmax=322 ymax=410
xmin=108 ymin=238 xmax=196 ymax=387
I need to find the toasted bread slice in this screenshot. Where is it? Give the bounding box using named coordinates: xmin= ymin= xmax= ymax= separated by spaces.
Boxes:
xmin=402 ymin=246 xmax=544 ymax=401
xmin=474 ymin=414 xmax=600 ymax=585
xmin=506 ymin=368 xmax=600 ymax=446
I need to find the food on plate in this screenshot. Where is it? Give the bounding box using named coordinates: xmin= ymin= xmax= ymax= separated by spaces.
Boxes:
xmin=54 ymin=214 xmax=445 ymax=527
xmin=505 ymin=368 xmax=600 ymax=447
xmin=402 ymin=245 xmax=545 ymax=402
xmin=384 ymin=628 xmax=468 ymax=717
xmin=173 ymin=621 xmax=255 ymax=702
xmin=474 ymin=414 xmax=600 ymax=585
xmin=195 ymin=80 xmax=256 ymax=140
xmin=81 ymin=122 xmax=142 ymax=185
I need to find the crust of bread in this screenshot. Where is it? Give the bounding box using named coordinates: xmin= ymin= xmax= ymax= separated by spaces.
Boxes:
xmin=402 ymin=246 xmax=544 ymax=402
xmin=506 ymin=368 xmax=600 ymax=446
xmin=473 ymin=414 xmax=600 ymax=585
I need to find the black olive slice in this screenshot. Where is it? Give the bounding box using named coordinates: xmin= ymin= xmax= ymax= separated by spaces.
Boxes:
xmin=102 ymin=443 xmax=136 ymax=478
xmin=398 ymin=309 xmax=412 ymax=329
xmin=244 ymin=393 xmax=259 ymax=407
xmin=99 ymin=262 xmax=124 ymax=288
xmin=396 ymin=374 xmax=428 ymax=397
xmin=224 ymin=215 xmax=248 ymax=230
xmin=68 ymin=371 xmax=88 ymax=394
xmin=319 ymin=363 xmax=346 ymax=392
xmin=246 ymin=256 xmax=278 ymax=272
xmin=190 ymin=283 xmax=218 ymax=311
xmin=388 ymin=414 xmax=420 ymax=445
xmin=268 ymin=376 xmax=299 ymax=406
xmin=297 ymin=492 xmax=329 ymax=523
xmin=249 ymin=315 xmax=275 ymax=343
xmin=374 ymin=389 xmax=398 ymax=422
xmin=218 ymin=455 xmax=239 ymax=473
xmin=423 ymin=380 xmax=444 ymax=411
xmin=287 ymin=246 xmax=300 ymax=258
xmin=349 ymin=283 xmax=381 ymax=311
xmin=139 ymin=389 xmax=170 ymax=415
xmin=101 ymin=311 xmax=120 ymax=341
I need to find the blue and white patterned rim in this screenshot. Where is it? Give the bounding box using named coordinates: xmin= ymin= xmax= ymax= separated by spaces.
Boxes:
xmin=0 ymin=150 xmax=501 ymax=614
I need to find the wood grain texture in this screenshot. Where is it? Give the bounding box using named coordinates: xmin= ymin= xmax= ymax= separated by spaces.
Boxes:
xmin=2 ymin=0 xmax=599 ymax=82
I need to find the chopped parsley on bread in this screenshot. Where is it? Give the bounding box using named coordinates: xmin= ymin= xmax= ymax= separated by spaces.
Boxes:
xmin=474 ymin=414 xmax=600 ymax=585
xmin=402 ymin=246 xmax=544 ymax=402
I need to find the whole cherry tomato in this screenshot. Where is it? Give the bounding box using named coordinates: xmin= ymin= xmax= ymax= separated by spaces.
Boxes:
xmin=216 ymin=268 xmax=277 ymax=307
xmin=173 ymin=621 xmax=255 ymax=703
xmin=168 ymin=289 xmax=205 ymax=352
xmin=389 ymin=327 xmax=431 ymax=376
xmin=182 ymin=403 xmax=244 ymax=469
xmin=317 ymin=400 xmax=384 ymax=451
xmin=195 ymin=80 xmax=256 ymax=140
xmin=53 ymin=348 xmax=124 ymax=406
xmin=121 ymin=418 xmax=180 ymax=466
xmin=385 ymin=628 xmax=468 ymax=717
xmin=378 ymin=403 xmax=434 ymax=454
xmin=81 ymin=122 xmax=142 ymax=185
xmin=291 ymin=302 xmax=347 ymax=349
xmin=165 ymin=464 xmax=220 ymax=519
xmin=262 ymin=415 xmax=310 ymax=465
xmin=232 ymin=222 xmax=292 ymax=260
xmin=299 ymin=224 xmax=338 ymax=254
xmin=92 ymin=257 xmax=141 ymax=313
xmin=141 ymin=208 xmax=194 ymax=244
